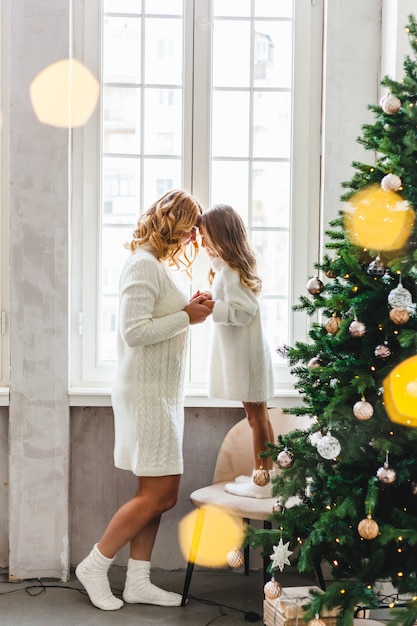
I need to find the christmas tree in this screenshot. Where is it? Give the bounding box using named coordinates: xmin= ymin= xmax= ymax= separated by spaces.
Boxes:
xmin=248 ymin=14 xmax=417 ymax=626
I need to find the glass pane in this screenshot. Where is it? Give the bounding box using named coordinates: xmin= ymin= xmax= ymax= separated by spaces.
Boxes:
xmin=145 ymin=0 xmax=183 ymax=15
xmin=104 ymin=0 xmax=141 ymax=13
xmin=212 ymin=91 xmax=250 ymax=157
xmin=255 ymin=0 xmax=293 ymax=18
xmin=143 ymin=158 xmax=182 ymax=209
xmin=103 ymin=87 xmax=141 ymax=154
xmin=212 ymin=20 xmax=251 ymax=88
xmin=252 ymin=230 xmax=289 ymax=296
xmin=102 ymin=157 xmax=140 ymax=224
xmin=252 ymin=162 xmax=290 ymax=228
xmin=261 ymin=298 xmax=289 ymax=364
xmin=213 ymin=0 xmax=250 ymax=17
xmin=100 ymin=226 xmax=131 ymax=363
xmin=144 ymin=88 xmax=182 ymax=155
xmin=144 ymin=18 xmax=183 ymax=85
xmin=103 ymin=17 xmax=141 ymax=84
xmin=253 ymin=91 xmax=291 ymax=158
xmin=211 ymin=161 xmax=249 ymax=221
xmin=254 ymin=21 xmax=292 ymax=88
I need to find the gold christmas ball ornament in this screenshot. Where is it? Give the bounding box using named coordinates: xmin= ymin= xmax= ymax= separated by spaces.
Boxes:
xmin=325 ymin=314 xmax=341 ymax=335
xmin=277 ymin=449 xmax=294 ymax=469
xmin=376 ymin=462 xmax=397 ymax=484
xmin=306 ymin=276 xmax=324 ymax=295
xmin=380 ymin=93 xmax=402 ymax=114
xmin=309 ymin=615 xmax=327 ymax=626
xmin=389 ymin=308 xmax=410 ymax=325
xmin=343 ymin=184 xmax=414 ymax=251
xmin=358 ymin=515 xmax=379 ymax=540
xmin=264 ymin=577 xmax=282 ymax=600
xmin=253 ymin=466 xmax=270 ymax=486
xmin=349 ymin=319 xmax=366 ymax=337
xmin=381 ymin=173 xmax=402 ymax=191
xmin=226 ymin=548 xmax=244 ymax=568
xmin=353 ymin=398 xmax=374 ymax=421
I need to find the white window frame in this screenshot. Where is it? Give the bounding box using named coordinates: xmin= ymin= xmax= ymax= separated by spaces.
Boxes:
xmin=69 ymin=0 xmax=323 ymax=407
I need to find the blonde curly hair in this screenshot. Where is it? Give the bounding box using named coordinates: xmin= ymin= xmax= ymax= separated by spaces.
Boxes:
xmin=127 ymin=189 xmax=203 ymax=272
xmin=200 ymin=204 xmax=262 ymax=296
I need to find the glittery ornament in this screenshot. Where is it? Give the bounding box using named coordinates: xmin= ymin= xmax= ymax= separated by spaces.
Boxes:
xmin=226 ymin=548 xmax=244 ymax=568
xmin=374 ymin=342 xmax=391 ymax=359
xmin=376 ymin=462 xmax=397 ymax=484
xmin=389 ymin=309 xmax=409 ymax=325
xmin=325 ymin=314 xmax=341 ymax=335
xmin=353 ymin=398 xmax=374 ymax=421
xmin=317 ymin=433 xmax=341 ymax=460
xmin=358 ymin=515 xmax=379 ymax=539
xmin=308 ymin=356 xmax=322 ymax=369
xmin=380 ymin=93 xmax=401 ymax=114
xmin=388 ymin=282 xmax=413 ymax=310
xmin=367 ymin=256 xmax=385 ymax=277
xmin=349 ymin=319 xmax=366 ymax=337
xmin=306 ymin=276 xmax=324 ymax=295
xmin=381 ymin=173 xmax=402 ymax=191
xmin=277 ymin=449 xmax=294 ymax=469
xmin=253 ymin=466 xmax=270 ymax=486
xmin=264 ymin=577 xmax=282 ymax=600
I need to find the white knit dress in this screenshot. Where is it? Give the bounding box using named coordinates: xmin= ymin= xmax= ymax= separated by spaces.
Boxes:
xmin=112 ymin=248 xmax=190 ymax=477
xmin=208 ymin=257 xmax=274 ymax=403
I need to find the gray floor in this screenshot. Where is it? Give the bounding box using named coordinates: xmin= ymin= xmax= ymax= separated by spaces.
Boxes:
xmin=0 ymin=564 xmax=319 ymax=625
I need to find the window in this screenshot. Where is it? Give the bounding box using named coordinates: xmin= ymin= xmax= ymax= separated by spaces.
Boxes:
xmin=71 ymin=0 xmax=323 ymax=402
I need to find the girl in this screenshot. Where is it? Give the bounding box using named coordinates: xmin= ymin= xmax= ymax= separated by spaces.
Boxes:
xmin=76 ymin=190 xmax=212 ymax=610
xmin=199 ymin=204 xmax=275 ymax=498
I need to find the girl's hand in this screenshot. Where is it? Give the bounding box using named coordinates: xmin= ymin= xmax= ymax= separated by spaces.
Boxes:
xmin=184 ymin=296 xmax=213 ymax=324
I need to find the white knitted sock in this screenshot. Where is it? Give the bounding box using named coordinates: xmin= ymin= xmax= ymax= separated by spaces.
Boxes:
xmin=224 ymin=479 xmax=273 ymax=499
xmin=123 ymin=559 xmax=182 ymax=606
xmin=75 ymin=544 xmax=124 ymax=611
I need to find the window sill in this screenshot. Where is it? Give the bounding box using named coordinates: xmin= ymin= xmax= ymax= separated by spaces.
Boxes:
xmin=68 ymin=386 xmax=301 ymax=408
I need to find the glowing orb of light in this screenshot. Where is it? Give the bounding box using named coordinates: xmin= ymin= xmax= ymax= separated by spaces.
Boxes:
xmin=30 ymin=59 xmax=99 ymax=128
xmin=343 ymin=184 xmax=415 ymax=251
xmin=178 ymin=504 xmax=245 ymax=567
xmin=383 ymin=355 xmax=417 ymax=427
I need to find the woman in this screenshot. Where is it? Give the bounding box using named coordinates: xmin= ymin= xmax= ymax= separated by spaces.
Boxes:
xmin=76 ymin=190 xmax=211 ymax=610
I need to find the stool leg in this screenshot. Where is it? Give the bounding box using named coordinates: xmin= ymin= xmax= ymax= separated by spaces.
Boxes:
xmin=181 ymin=507 xmax=206 ymax=606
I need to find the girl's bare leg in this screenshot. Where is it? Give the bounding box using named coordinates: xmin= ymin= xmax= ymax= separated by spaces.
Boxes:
xmin=242 ymin=401 xmax=273 ymax=471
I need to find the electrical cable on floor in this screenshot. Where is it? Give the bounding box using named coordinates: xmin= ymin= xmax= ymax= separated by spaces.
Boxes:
xmin=0 ymin=576 xmax=262 ymax=624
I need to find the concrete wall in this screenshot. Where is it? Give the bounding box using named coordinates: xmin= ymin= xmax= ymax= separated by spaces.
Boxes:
xmin=2 ymin=0 xmax=408 ymax=578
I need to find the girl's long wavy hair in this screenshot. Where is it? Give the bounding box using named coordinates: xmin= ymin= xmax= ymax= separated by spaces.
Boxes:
xmin=200 ymin=204 xmax=262 ymax=296
xmin=127 ymin=189 xmax=203 ymax=273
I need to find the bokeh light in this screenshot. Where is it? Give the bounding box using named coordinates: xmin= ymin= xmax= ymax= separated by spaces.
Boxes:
xmin=178 ymin=504 xmax=245 ymax=567
xmin=30 ymin=59 xmax=99 ymax=128
xmin=383 ymin=355 xmax=417 ymax=427
xmin=343 ymin=185 xmax=415 ymax=251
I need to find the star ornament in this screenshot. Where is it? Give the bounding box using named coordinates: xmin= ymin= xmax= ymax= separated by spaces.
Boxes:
xmin=270 ymin=538 xmax=293 ymax=572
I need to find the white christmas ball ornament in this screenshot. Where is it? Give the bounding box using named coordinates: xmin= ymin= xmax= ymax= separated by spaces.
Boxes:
xmin=264 ymin=577 xmax=282 ymax=600
xmin=226 ymin=548 xmax=244 ymax=568
xmin=277 ymin=449 xmax=294 ymax=468
xmin=349 ymin=320 xmax=366 ymax=337
xmin=388 ymin=283 xmax=413 ymax=310
xmin=381 ymin=173 xmax=402 ymax=191
xmin=376 ymin=463 xmax=397 ymax=484
xmin=317 ymin=433 xmax=341 ymax=460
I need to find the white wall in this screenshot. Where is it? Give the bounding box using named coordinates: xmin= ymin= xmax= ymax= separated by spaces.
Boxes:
xmin=3 ymin=0 xmax=412 ymax=577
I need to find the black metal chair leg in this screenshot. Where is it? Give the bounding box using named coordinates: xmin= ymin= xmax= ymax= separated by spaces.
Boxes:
xmin=181 ymin=507 xmax=206 ymax=606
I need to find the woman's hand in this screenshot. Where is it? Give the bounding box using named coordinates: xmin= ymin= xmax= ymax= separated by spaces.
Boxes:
xmin=184 ymin=295 xmax=213 ymax=324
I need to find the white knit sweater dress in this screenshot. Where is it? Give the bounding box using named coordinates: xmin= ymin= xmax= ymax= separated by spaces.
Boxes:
xmin=112 ymin=248 xmax=190 ymax=477
xmin=208 ymin=257 xmax=274 ymax=403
